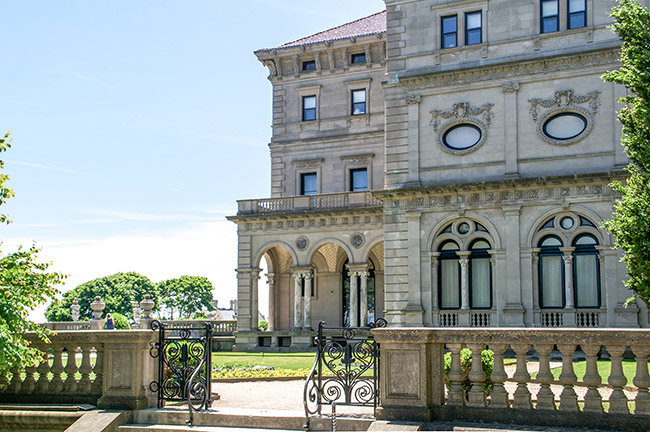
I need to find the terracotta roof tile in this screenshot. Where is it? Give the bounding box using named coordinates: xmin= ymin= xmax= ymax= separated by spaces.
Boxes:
xmin=255 ymin=10 xmax=386 ymax=54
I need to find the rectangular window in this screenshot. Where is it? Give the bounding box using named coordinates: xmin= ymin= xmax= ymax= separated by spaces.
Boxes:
xmin=541 ymin=0 xmax=559 ymax=33
xmin=470 ymin=257 xmax=491 ymax=308
xmin=441 ymin=15 xmax=458 ymax=48
xmin=351 ymin=53 xmax=366 ymax=64
xmin=302 ymin=60 xmax=316 ymax=71
xmin=465 ymin=11 xmax=482 ymax=45
xmin=350 ymin=168 xmax=368 ymax=191
xmin=574 ymin=253 xmax=600 ymax=308
xmin=302 ymin=95 xmax=316 ymax=121
xmin=300 ymin=172 xmax=317 ymax=195
xmin=351 ymin=89 xmax=366 ymax=115
xmin=568 ymin=0 xmax=586 ymax=29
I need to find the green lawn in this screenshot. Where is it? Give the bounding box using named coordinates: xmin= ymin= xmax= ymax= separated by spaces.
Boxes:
xmin=213 ymin=352 xmax=316 ymax=371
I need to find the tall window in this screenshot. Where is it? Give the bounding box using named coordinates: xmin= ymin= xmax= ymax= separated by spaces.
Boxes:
xmin=441 ymin=15 xmax=458 ymax=48
xmin=469 ymin=239 xmax=491 ymax=309
xmin=350 ymin=168 xmax=368 ymax=191
xmin=541 ymin=0 xmax=559 ymax=33
xmin=302 ymin=95 xmax=316 ymax=121
xmin=439 ymin=241 xmax=460 ymax=309
xmin=300 ymin=173 xmax=317 ymax=195
xmin=568 ymin=0 xmax=586 ymax=29
xmin=351 ymin=89 xmax=366 ymax=115
xmin=573 ymin=234 xmax=600 ymax=308
xmin=465 ymin=11 xmax=482 ymax=45
xmin=539 ymin=236 xmax=564 ymax=308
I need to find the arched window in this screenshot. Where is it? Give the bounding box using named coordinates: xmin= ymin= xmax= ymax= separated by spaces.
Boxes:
xmin=439 ymin=241 xmax=460 ymax=309
xmin=469 ymin=239 xmax=491 ymax=309
xmin=573 ymin=234 xmax=600 ymax=308
xmin=539 ymin=235 xmax=564 ymax=308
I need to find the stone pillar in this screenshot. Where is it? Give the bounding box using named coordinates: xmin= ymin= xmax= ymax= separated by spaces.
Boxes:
xmin=405 ymin=211 xmax=424 ymax=325
xmin=70 ymin=298 xmax=80 ymax=322
xmin=359 ymin=270 xmax=369 ymax=326
xmin=502 ymin=204 xmax=525 ymax=326
xmin=430 ymin=253 xmax=440 ymax=325
xmin=531 ymin=249 xmax=541 ymax=326
xmin=405 ymin=95 xmax=421 ymax=186
xmin=250 ymin=268 xmax=261 ymax=330
xmin=139 ymin=294 xmax=154 ymax=329
xmin=132 ymin=301 xmax=141 ymax=329
xmin=349 ymin=271 xmax=359 ymax=327
xmin=293 ymin=272 xmax=304 ymax=329
xmin=267 ymin=273 xmax=276 ymax=331
xmin=501 ymin=81 xmax=520 ymax=178
xmin=303 ymin=272 xmax=313 ymax=330
xmin=561 ymin=247 xmax=575 ymax=310
xmin=458 ymin=252 xmax=471 ymax=310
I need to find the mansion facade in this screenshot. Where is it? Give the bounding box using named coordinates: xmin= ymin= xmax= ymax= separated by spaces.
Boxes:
xmin=228 ymin=0 xmax=650 ymax=350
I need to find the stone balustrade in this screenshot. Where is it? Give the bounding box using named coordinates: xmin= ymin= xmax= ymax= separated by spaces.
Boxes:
xmin=0 ymin=330 xmax=156 ymax=410
xmin=373 ymin=328 xmax=650 ymax=431
xmin=238 ymin=191 xmax=382 ymax=215
xmin=162 ymin=319 xmax=237 ymax=336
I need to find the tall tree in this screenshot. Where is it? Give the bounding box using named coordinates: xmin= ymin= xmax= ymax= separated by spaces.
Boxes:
xmin=0 ymin=132 xmax=66 ymax=377
xmin=157 ymin=275 xmax=214 ymax=319
xmin=45 ymin=272 xmax=158 ymax=322
xmin=603 ymin=0 xmax=650 ymax=304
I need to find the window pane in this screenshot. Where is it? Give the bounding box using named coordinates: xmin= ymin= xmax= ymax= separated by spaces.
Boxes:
xmin=301 ymin=173 xmax=317 ymax=195
xmin=441 ymin=259 xmax=460 ymax=308
xmin=303 ymin=109 xmax=316 ymax=121
xmin=541 ymin=255 xmax=564 ymax=308
xmin=352 ymin=90 xmax=366 ymax=103
xmin=351 ymin=169 xmax=368 ymax=191
xmin=471 ymin=240 xmax=490 ymax=250
xmin=441 ymin=241 xmax=459 ymax=251
xmin=569 ymin=0 xmax=585 ymax=13
xmin=351 ymin=53 xmax=366 ymax=64
xmin=542 ymin=0 xmax=558 ymax=16
xmin=471 ymin=257 xmax=491 ymax=308
xmin=443 ymin=34 xmax=457 ymax=48
xmin=442 ymin=16 xmax=457 ymax=32
xmin=466 ymin=12 xmax=481 ymax=29
xmin=352 ymin=102 xmax=366 ymax=115
xmin=302 ymin=61 xmax=316 ymax=71
xmin=542 ymin=17 xmax=558 ymax=33
xmin=466 ymin=28 xmax=481 ymax=45
xmin=569 ymin=13 xmax=585 ymax=29
xmin=540 ymin=236 xmax=562 ymax=247
xmin=575 ymin=254 xmax=599 ymax=307
xmin=575 ymin=235 xmax=597 ymax=246
xmin=303 ymin=96 xmax=316 ymax=109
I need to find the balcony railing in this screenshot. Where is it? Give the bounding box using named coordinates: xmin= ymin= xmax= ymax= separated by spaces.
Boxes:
xmin=162 ymin=319 xmax=237 ymax=336
xmin=238 ymin=191 xmax=383 ymax=215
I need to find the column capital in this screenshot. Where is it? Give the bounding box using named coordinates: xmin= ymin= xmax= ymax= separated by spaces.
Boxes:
xmin=560 ymin=247 xmax=576 ymax=258
xmin=346 ymin=263 xmax=370 ymax=272
xmin=501 ymin=81 xmax=520 ymax=93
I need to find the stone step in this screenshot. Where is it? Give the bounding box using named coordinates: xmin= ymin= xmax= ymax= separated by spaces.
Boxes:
xmin=118 ymin=425 xmax=296 ymax=432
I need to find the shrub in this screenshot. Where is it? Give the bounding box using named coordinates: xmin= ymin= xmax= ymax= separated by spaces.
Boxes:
xmin=444 ymin=347 xmax=494 ymax=396
xmin=107 ymin=312 xmax=131 ymax=329
xmin=258 ymin=320 xmax=268 ymax=331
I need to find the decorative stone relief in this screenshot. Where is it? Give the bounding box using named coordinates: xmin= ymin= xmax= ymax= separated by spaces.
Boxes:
xmin=501 ymin=81 xmax=519 ymax=93
xmin=430 ymin=102 xmax=493 ymax=132
xmin=296 ymin=237 xmax=309 ymax=251
xmin=405 ymin=95 xmax=421 ymax=105
xmin=351 ymin=233 xmax=365 ymax=248
xmin=529 ymin=89 xmax=600 ymax=122
xmin=430 ymin=102 xmax=493 ymax=156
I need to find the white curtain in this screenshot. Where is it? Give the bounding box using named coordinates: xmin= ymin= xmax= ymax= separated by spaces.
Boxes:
xmin=541 ymin=255 xmax=563 ymax=308
xmin=471 ymin=257 xmax=491 ymax=308
xmin=575 ymin=254 xmax=599 ymax=307
xmin=440 ymin=259 xmax=460 ymax=308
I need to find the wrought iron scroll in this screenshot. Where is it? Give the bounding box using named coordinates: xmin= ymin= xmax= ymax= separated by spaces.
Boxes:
xmin=149 ymin=320 xmax=213 ymax=424
xmin=303 ymin=318 xmax=386 ymax=430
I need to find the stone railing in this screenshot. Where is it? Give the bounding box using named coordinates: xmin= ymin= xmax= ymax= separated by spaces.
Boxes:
xmin=538 ymin=309 xmax=604 ymax=328
xmin=238 ymin=191 xmax=383 ymax=215
xmin=0 ymin=330 xmax=156 ymax=410
xmin=43 ymin=321 xmax=96 ymax=331
xmin=434 ymin=310 xmax=495 ymax=328
xmin=162 ymin=319 xmax=237 ymax=336
xmin=373 ymin=328 xmax=650 ymax=431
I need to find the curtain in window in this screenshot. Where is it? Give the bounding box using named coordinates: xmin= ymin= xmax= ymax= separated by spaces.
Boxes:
xmin=575 ymin=254 xmax=599 ymax=307
xmin=471 ymin=257 xmax=490 ymax=308
xmin=440 ymin=259 xmax=460 ymax=308
xmin=541 ymin=255 xmax=563 ymax=308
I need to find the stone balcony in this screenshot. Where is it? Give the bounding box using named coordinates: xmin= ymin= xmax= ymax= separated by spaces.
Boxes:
xmin=235 ymin=191 xmax=383 ymax=216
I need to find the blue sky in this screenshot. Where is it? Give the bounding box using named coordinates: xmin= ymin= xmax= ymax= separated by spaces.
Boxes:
xmin=1 ymin=0 xmax=386 ymax=319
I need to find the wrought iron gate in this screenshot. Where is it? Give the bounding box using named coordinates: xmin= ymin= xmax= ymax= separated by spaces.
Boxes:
xmin=303 ymin=319 xmax=386 ymax=430
xmin=149 ymin=320 xmax=213 ymax=425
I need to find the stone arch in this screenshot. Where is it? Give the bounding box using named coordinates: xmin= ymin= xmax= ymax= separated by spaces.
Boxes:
xmin=427 ymin=211 xmax=502 ymax=251
xmin=306 ymin=237 xmax=354 ymax=265
xmin=527 ymin=206 xmax=608 ymax=247
xmin=254 ymin=241 xmax=298 ymax=270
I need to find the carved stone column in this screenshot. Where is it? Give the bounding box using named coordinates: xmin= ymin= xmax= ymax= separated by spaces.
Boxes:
xmin=293 ymin=272 xmax=304 ymax=330
xmin=431 ymin=253 xmax=440 ymax=324
xmin=359 ymin=270 xmax=369 ymax=326
xmin=349 ymin=271 xmax=359 ymax=327
xmin=458 ymin=252 xmax=471 ymax=310
xmin=303 ymin=271 xmax=313 ymax=330
xmin=266 ymin=273 xmax=276 ymax=331
xmin=561 ymin=247 xmax=576 ymax=310
xmin=250 ymin=268 xmax=261 ymax=330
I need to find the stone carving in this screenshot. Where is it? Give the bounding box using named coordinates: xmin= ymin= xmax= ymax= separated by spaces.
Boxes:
xmin=405 ymin=94 xmax=421 ymax=105
xmin=501 ymin=81 xmax=520 ymax=93
xmin=70 ymin=298 xmax=80 ymax=322
xmin=528 ymin=89 xmax=600 ymax=122
xmin=351 ymin=233 xmax=365 ymax=248
xmin=262 ymin=59 xmax=277 ymax=77
xmin=296 ymin=237 xmax=309 ymax=250
xmin=430 ymin=102 xmax=493 ymax=132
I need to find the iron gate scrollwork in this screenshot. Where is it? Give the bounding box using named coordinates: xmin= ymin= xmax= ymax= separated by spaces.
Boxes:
xmin=303 ymin=319 xmax=386 ymax=430
xmin=149 ymin=320 xmax=213 ymax=425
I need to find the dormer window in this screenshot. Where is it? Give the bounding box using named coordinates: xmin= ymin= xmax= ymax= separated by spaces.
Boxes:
xmin=541 ymin=0 xmax=559 ymax=33
xmin=351 ymin=53 xmax=366 ymax=64
xmin=302 ymin=60 xmax=316 ymax=71
xmin=568 ymin=0 xmax=586 ymax=29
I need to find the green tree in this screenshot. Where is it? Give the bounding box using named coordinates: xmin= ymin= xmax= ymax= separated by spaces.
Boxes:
xmin=0 ymin=132 xmax=66 ymax=377
xmin=603 ymin=0 xmax=650 ymax=304
xmin=157 ymin=275 xmax=214 ymax=319
xmin=45 ymin=272 xmax=158 ymax=322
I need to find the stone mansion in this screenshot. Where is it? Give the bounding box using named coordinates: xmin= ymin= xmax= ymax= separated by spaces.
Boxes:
xmin=228 ymin=0 xmax=650 ymax=350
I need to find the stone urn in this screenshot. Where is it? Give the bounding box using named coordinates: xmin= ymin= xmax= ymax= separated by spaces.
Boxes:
xmin=70 ymin=298 xmax=80 ymax=322
xmin=90 ymin=296 xmax=105 ymax=320
xmin=139 ymin=294 xmax=155 ymax=326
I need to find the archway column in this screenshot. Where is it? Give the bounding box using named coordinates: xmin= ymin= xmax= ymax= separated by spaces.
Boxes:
xmin=347 ymin=263 xmax=370 ymax=328
xmin=292 ymin=272 xmax=304 ymax=330
xmin=303 ymin=271 xmax=313 ymax=330
xmin=458 ymin=252 xmax=471 ymax=310
xmin=561 ymin=247 xmax=576 ymax=310
xmin=266 ymin=273 xmax=275 ymax=331
xmin=359 ymin=270 xmax=369 ymax=326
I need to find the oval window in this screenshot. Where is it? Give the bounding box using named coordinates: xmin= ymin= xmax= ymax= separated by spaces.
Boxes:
xmin=543 ymin=112 xmax=587 ymax=141
xmin=442 ymin=124 xmax=482 ymax=150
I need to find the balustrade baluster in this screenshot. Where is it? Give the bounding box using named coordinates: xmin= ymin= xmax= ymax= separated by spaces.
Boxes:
xmin=7 ymin=365 xmax=22 ymax=393
xmin=49 ymin=346 xmax=65 ymax=393
xmin=35 ymin=351 xmax=50 ymax=394
xmin=582 ymin=344 xmax=603 ymax=413
xmin=63 ymin=346 xmax=79 ymax=393
xmin=557 ymin=344 xmax=579 ymax=411
xmin=535 ymin=344 xmax=556 ymax=411
xmin=466 ymin=343 xmax=486 ymax=407
xmin=78 ymin=345 xmax=93 ymax=393
xmin=489 ymin=344 xmax=509 ymax=408
xmin=607 ymin=345 xmax=629 ymax=414
xmin=22 ymin=364 xmax=37 ymax=394
xmin=92 ymin=345 xmax=103 ymax=394
xmin=446 ymin=343 xmax=465 ymax=406
xmin=632 ymin=347 xmax=650 ymax=416
xmin=511 ymin=344 xmax=532 ymax=409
